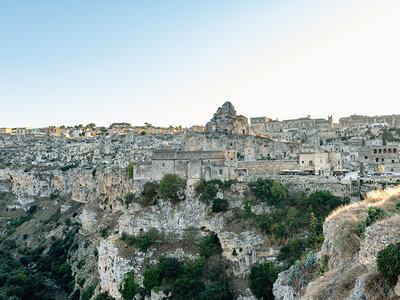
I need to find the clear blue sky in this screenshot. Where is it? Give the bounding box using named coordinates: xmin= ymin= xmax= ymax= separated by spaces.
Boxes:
xmin=1 ymin=0 xmax=399 ymax=127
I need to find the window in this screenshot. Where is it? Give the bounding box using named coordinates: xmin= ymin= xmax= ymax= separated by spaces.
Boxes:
xmin=219 ymin=169 xmax=223 ymax=175
xmin=379 ymin=149 xmax=382 ymax=153
xmin=382 ymin=158 xmax=384 ymax=162
xmin=394 ymin=148 xmax=397 ymax=153
xmin=392 ymin=160 xmax=395 ymax=163
xmin=376 ymin=158 xmax=379 ymax=162
xmin=383 ymin=149 xmax=387 ymax=153
xmin=374 ymin=149 xmax=377 ymax=153
xmin=309 ymin=160 xmax=313 ymax=166
xmin=365 ymin=156 xmax=368 ymax=159
xmin=388 ymin=149 xmax=392 ymax=153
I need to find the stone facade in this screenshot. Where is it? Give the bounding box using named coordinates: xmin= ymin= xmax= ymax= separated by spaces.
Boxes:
xmin=299 ymin=151 xmax=342 ymax=176
xmin=359 ymin=143 xmax=400 ymax=174
xmin=339 ymin=114 xmax=400 ymax=129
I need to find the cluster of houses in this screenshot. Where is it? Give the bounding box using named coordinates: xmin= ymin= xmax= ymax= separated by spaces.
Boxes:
xmin=1 ymin=102 xmax=400 ymax=178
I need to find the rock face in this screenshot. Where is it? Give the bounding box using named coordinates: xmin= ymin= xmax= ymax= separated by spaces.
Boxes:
xmin=206 ymin=102 xmax=249 ymax=135
xmin=273 ymin=187 xmax=400 ymax=300
xmin=0 ymin=165 xmax=273 ymax=299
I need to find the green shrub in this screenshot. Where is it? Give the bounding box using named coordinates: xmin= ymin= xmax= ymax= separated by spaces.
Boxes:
xmin=143 ymin=267 xmax=161 ymax=293
xmin=305 ymin=190 xmax=342 ymax=219
xmin=212 ymin=198 xmax=229 ymax=213
xmin=158 ymin=174 xmax=186 ymax=203
xmin=140 ymin=181 xmax=159 ymax=206
xmin=135 ymin=228 xmax=159 ymax=251
xmin=77 ymin=277 xmax=86 ymax=287
xmin=119 ymin=272 xmax=139 ymax=300
xmin=377 ymin=243 xmax=400 ymax=287
xmin=249 ymin=262 xmax=280 ymax=300
xmin=121 ymin=229 xmax=159 ymax=251
xmin=126 ymin=162 xmax=136 ymax=179
xmin=249 ymin=178 xmax=274 ymax=202
xmin=98 ymin=227 xmax=108 ymax=238
xmin=121 ymin=232 xmax=135 ymax=246
xmin=319 ymin=254 xmax=330 ymax=275
xmin=159 ymin=257 xmax=183 ymax=278
xmin=60 ymin=163 xmax=79 ymax=172
xmin=124 ymin=192 xmax=135 ymax=207
xmin=355 ymin=206 xmax=387 ymax=237
xmin=396 ymin=200 xmax=400 ymax=210
xmin=198 ymin=281 xmax=233 ymax=300
xmin=277 ymin=239 xmax=304 ymax=266
xmin=199 ymin=183 xmax=219 ymax=204
xmin=80 ymin=285 xmax=96 ymax=300
xmin=143 ymin=257 xmax=206 ymax=298
xmin=249 ymin=178 xmax=288 ymax=207
xmin=199 ymin=233 xmax=222 ymax=258
xmin=94 ymin=292 xmax=115 ymax=300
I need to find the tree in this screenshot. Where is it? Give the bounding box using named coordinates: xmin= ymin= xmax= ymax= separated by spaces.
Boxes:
xmin=377 ymin=243 xmax=400 ymax=287
xmin=198 ymin=281 xmax=233 ymax=300
xmin=157 ymin=174 xmax=186 ymax=203
xmin=119 ymin=272 xmax=139 ymax=300
xmin=86 ymin=123 xmax=96 ymax=129
xmin=143 ymin=268 xmax=161 ymax=294
xmin=140 ymin=181 xmax=159 ymax=206
xmin=199 ymin=234 xmax=222 ymax=258
xmin=270 ymin=181 xmax=287 ymax=204
xmin=249 ymin=263 xmax=280 ymax=300
xmin=159 ymin=257 xmax=183 ymax=278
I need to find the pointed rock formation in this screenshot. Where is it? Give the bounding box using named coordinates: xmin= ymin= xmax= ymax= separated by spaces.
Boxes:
xmin=205 ymin=101 xmax=249 ymax=135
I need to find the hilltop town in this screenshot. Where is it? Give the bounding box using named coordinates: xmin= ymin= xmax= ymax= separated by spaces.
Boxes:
xmin=1 ymin=102 xmax=400 ymax=300
xmin=2 ymin=101 xmax=400 ymax=180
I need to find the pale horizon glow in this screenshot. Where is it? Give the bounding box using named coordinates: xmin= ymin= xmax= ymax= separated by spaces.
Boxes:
xmin=1 ymin=0 xmax=400 ymax=128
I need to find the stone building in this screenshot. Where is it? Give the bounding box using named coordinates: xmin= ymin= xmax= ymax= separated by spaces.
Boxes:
xmin=0 ymin=128 xmax=12 ymax=134
xmin=16 ymin=128 xmax=27 ymax=135
xmin=299 ymin=151 xmax=342 ymax=176
xmin=44 ymin=126 xmax=60 ymax=136
xmin=205 ymin=101 xmax=249 ymax=135
xmin=133 ymin=148 xmax=231 ymax=185
xmin=339 ymin=114 xmax=400 ymax=129
xmin=250 ymin=115 xmax=333 ymax=137
xmin=184 ymin=132 xmax=297 ymax=161
xmin=359 ymin=144 xmax=400 ymax=174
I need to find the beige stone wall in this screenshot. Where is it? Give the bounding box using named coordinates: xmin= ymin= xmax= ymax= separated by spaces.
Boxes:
xmin=237 ymin=160 xmax=298 ymax=175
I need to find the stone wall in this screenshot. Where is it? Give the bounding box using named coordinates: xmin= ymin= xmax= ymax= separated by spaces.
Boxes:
xmin=237 ymin=160 xmax=298 ymax=176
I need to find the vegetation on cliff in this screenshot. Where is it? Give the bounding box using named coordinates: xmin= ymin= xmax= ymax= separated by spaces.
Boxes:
xmin=0 ymin=226 xmax=79 ymax=299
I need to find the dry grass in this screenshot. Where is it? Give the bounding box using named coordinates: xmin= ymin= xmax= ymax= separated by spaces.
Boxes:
xmin=303 ymin=269 xmax=339 ymax=300
xmin=364 ymin=272 xmax=399 ymax=300
xmin=303 ymin=185 xmax=400 ymax=299
xmin=332 ymin=219 xmax=362 ymax=260
xmin=334 ymin=264 xmax=366 ymax=299
xmin=324 ymin=185 xmax=400 ymax=263
xmin=261 ymin=234 xmax=298 ymax=249
xmin=326 ymin=184 xmax=400 ymax=222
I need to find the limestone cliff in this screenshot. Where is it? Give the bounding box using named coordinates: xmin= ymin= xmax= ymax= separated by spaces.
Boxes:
xmin=273 ymin=185 xmax=400 ymax=300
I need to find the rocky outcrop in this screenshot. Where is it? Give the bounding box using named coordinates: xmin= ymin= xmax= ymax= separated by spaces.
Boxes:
xmin=273 ymin=186 xmax=400 ymax=300
xmin=206 ymin=101 xmax=249 ymax=135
